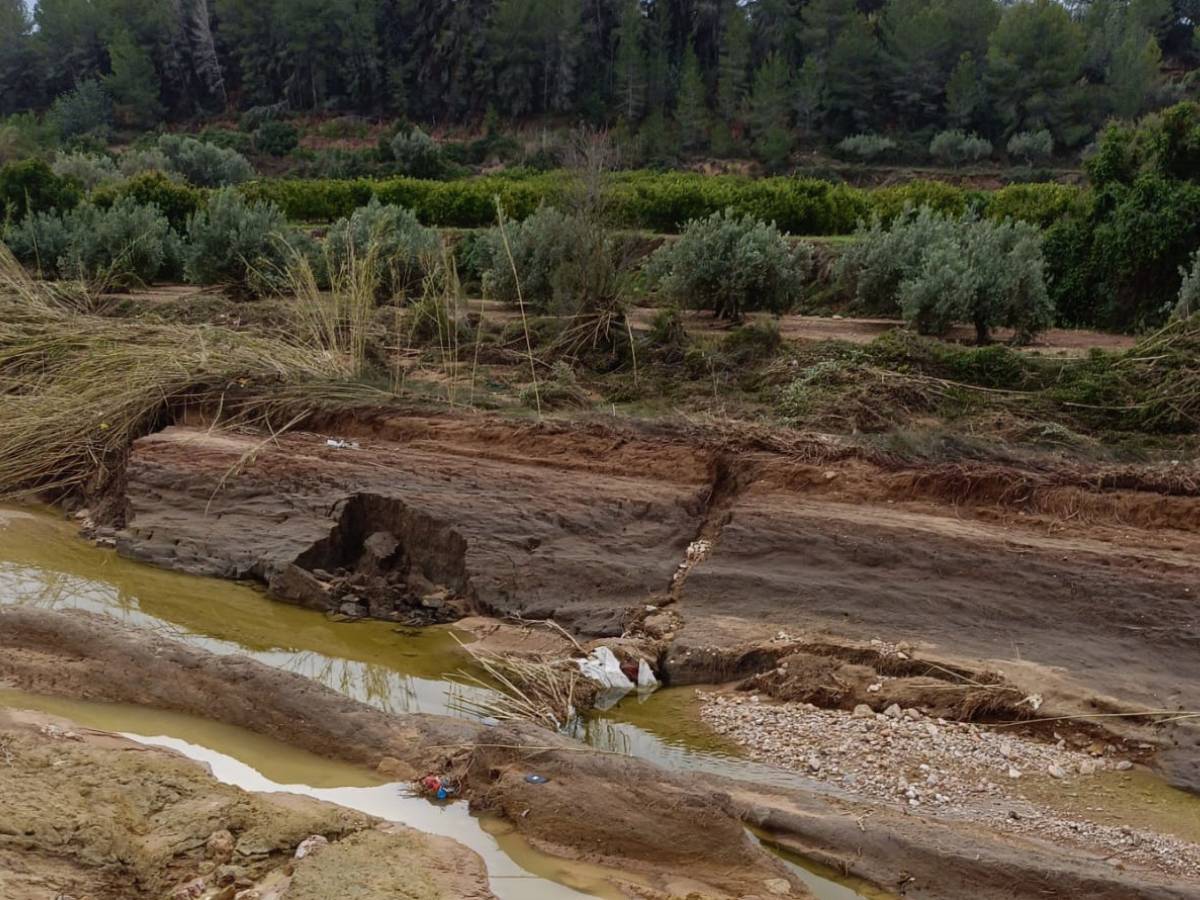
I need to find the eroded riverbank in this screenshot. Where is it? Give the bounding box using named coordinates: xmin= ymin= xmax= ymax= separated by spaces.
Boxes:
xmin=5 ymin=502 xmax=1200 ymax=898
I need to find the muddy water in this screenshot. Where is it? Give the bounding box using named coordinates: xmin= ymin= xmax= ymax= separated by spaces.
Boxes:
xmin=0 ymin=506 xmax=871 ymax=898
xmin=0 ymin=688 xmax=629 ymax=900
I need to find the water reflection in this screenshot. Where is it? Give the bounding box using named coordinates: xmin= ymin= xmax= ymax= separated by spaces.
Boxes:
xmin=0 ymin=509 xmax=491 ymax=716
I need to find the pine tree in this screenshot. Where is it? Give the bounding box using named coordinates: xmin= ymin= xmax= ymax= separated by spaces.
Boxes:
xmin=987 ymin=0 xmax=1086 ymax=141
xmin=716 ymin=0 xmax=750 ymax=123
xmin=677 ymin=46 xmax=709 ymax=150
xmin=824 ymin=13 xmax=883 ymax=134
xmin=750 ymin=52 xmax=793 ymax=166
xmin=794 ymin=55 xmax=825 ymax=134
xmin=945 ymin=51 xmax=984 ymax=129
xmin=1108 ymin=28 xmax=1162 ymax=119
xmin=0 ymin=0 xmax=41 ymax=115
xmin=614 ymin=0 xmax=647 ymax=122
xmin=105 ymin=30 xmax=164 ymax=128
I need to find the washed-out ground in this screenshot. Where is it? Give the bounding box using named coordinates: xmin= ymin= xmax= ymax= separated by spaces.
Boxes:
xmin=4 ymin=403 xmax=1200 ymax=899
xmin=0 ymin=706 xmax=491 ymax=900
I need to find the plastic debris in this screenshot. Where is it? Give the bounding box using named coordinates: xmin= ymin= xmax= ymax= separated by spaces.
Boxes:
xmin=524 ymin=774 xmax=549 ymax=784
xmin=637 ymin=658 xmax=658 ymax=690
xmin=294 ymin=834 xmax=328 ymax=859
xmin=575 ymin=646 xmax=634 ymax=690
xmin=416 ymin=774 xmax=459 ymax=800
xmin=325 ymin=438 xmax=360 ymax=450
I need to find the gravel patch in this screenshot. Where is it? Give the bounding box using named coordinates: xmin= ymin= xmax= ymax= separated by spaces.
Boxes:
xmin=700 ymin=692 xmax=1200 ymax=879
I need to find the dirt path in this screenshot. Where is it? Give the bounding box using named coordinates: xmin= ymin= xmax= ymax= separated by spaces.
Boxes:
xmin=625 ymin=307 xmax=1138 ymax=354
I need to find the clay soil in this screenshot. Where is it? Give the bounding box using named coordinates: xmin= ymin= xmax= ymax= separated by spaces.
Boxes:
xmin=6 ymin=402 xmax=1200 ymax=898
xmin=0 ymin=706 xmax=490 ymax=900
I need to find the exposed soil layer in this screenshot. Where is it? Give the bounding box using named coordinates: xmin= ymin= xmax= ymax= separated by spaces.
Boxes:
xmin=118 ymin=424 xmax=707 ymax=634
xmin=0 ymin=607 xmax=808 ymax=900
xmin=0 ymin=707 xmax=490 ymax=900
xmin=105 ymin=415 xmax=1200 ymax=780
xmin=3 ymin=607 xmax=1197 ymax=900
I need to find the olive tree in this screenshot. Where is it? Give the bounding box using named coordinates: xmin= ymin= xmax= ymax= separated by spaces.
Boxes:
xmin=644 ymin=208 xmax=812 ymax=320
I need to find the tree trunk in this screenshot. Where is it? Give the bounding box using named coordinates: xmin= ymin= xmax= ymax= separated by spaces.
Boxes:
xmin=167 ymin=0 xmax=227 ymax=113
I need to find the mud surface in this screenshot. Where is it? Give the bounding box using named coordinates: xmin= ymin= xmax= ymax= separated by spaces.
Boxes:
xmin=4 ymin=605 xmax=1199 ymax=900
xmin=10 ymin=406 xmax=1200 ymax=898
xmin=0 ymin=606 xmax=810 ymax=899
xmin=108 ymin=416 xmax=1200 ymax=788
xmin=0 ymin=707 xmax=490 ymax=900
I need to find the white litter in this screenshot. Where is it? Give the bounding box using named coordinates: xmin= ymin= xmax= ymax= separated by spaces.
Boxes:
xmin=576 ymin=646 xmax=633 ymax=690
xmin=637 ymin=658 xmax=658 ymax=689
xmin=325 ymin=438 xmax=360 ymax=450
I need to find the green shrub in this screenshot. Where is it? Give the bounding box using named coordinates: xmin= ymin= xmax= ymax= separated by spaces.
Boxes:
xmin=643 ymin=209 xmax=812 ymax=319
xmin=241 ymin=178 xmax=375 ymax=222
xmin=0 ymin=113 xmax=52 ymax=165
xmin=118 ymin=147 xmax=173 ymax=177
xmin=721 ymin=320 xmax=783 ymax=363
xmin=929 ymin=130 xmax=992 ymax=167
xmin=238 ymin=104 xmax=286 ymax=133
xmin=4 ymin=210 xmax=73 ymax=275
xmin=1007 ymin=130 xmax=1054 ymax=165
xmin=60 ymin=198 xmax=181 ymax=287
xmin=1045 ymin=104 xmax=1200 ymax=330
xmin=1175 ymin=249 xmax=1200 ymax=319
xmin=49 ymin=80 xmax=113 ymax=142
xmin=870 ymin=180 xmax=970 ymax=224
xmin=390 ymin=127 xmax=445 ymax=179
xmin=254 ymin=121 xmax=299 ymax=157
xmin=477 ymin=205 xmax=622 ymax=315
xmin=835 ymin=207 xmax=957 ymax=314
xmin=838 ymin=206 xmax=1054 ymax=342
xmin=836 ymin=133 xmax=897 ymax=161
xmin=158 ymin=134 xmax=254 ymax=187
xmin=51 ymin=151 xmax=119 ymax=191
xmin=325 ymin=197 xmax=440 ymax=300
xmin=6 ymin=198 xmax=180 ymax=287
xmin=292 ymin=148 xmax=382 ymax=179
xmin=985 ymin=183 xmax=1088 ymax=228
xmin=0 ymin=158 xmax=82 ymax=219
xmin=197 ymin=128 xmax=255 ymax=155
xmin=606 ymin=172 xmax=868 ymax=235
xmin=183 ymin=187 xmax=292 ymax=296
xmin=316 ymin=116 xmax=371 ymax=140
xmin=92 ymin=171 xmax=202 ymax=230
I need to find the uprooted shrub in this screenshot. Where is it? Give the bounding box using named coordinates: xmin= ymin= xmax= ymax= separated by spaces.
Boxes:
xmin=158 ymin=133 xmax=254 ymax=187
xmin=324 ymin=197 xmax=440 ymax=301
xmin=5 ymin=197 xmax=181 ymax=287
xmin=643 ymin=208 xmax=812 ymax=320
xmin=837 ymin=205 xmax=1054 ymax=343
xmin=183 ymin=188 xmax=293 ymax=296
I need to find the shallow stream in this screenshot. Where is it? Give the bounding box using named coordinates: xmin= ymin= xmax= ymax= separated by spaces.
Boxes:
xmin=0 ymin=505 xmax=869 ymax=899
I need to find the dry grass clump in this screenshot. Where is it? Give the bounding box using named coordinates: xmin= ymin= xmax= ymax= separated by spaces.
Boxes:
xmin=0 ymin=245 xmax=385 ymax=497
xmin=449 ymin=638 xmax=585 ymax=732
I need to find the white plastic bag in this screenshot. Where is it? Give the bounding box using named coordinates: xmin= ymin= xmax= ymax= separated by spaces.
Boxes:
xmin=637 ymin=658 xmax=658 ymax=689
xmin=575 ymin=646 xmax=634 ymax=690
